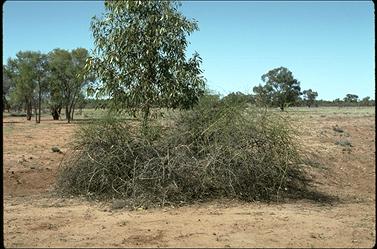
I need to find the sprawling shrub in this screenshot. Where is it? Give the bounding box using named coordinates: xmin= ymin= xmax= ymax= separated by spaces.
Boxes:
xmin=56 ymin=97 xmax=309 ymax=207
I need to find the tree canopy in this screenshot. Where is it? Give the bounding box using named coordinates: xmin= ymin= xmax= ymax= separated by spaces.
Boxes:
xmin=302 ymin=89 xmax=318 ymax=108
xmin=4 ymin=51 xmax=44 ymax=120
xmin=253 ymin=67 xmax=301 ymax=111
xmin=344 ymin=94 xmax=359 ymax=103
xmin=48 ymin=48 xmax=92 ymax=122
xmin=3 ymin=66 xmax=12 ymax=112
xmin=87 ymin=0 xmax=206 ymax=127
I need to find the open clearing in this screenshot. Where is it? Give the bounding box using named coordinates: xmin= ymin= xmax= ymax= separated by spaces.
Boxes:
xmin=3 ymin=107 xmax=375 ymax=248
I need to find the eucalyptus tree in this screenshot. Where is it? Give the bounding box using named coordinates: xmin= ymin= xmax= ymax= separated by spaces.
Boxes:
xmin=87 ymin=0 xmax=205 ymax=129
xmin=252 ymin=84 xmax=274 ymax=107
xmin=361 ymin=96 xmax=371 ymax=106
xmin=3 ymin=66 xmax=12 ymax=112
xmin=254 ymin=67 xmax=301 ymax=111
xmin=302 ymin=89 xmax=318 ymax=108
xmin=222 ymin=92 xmax=253 ymax=106
xmin=48 ymin=48 xmax=92 ymax=123
xmin=33 ymin=53 xmax=49 ymax=123
xmin=343 ymin=94 xmax=359 ymax=103
xmin=5 ymin=51 xmax=44 ymax=120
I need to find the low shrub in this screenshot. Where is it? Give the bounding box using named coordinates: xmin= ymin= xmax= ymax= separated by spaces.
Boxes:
xmin=56 ymin=98 xmax=309 ymax=207
xmin=51 ymin=147 xmax=62 ymax=153
xmin=10 ymin=112 xmax=28 ymax=117
xmin=335 ymin=139 xmax=352 ymax=147
xmin=332 ymin=125 xmax=344 ymax=133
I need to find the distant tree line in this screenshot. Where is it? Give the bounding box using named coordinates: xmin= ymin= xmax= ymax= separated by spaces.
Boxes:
xmin=221 ymin=90 xmax=374 ymax=109
xmin=220 ymin=67 xmax=374 ymax=109
xmin=3 ymin=48 xmax=93 ymax=123
xmin=3 ymin=53 xmax=374 ymax=123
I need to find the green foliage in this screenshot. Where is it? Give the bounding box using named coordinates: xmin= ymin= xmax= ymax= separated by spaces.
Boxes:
xmin=4 ymin=48 xmax=90 ymax=121
xmin=221 ymin=91 xmax=254 ymax=106
xmin=253 ymin=67 xmax=301 ymax=111
xmin=4 ymin=51 xmax=47 ymax=120
xmin=83 ymin=98 xmax=110 ymax=109
xmin=56 ymin=98 xmax=310 ymax=207
xmin=47 ymin=48 xmax=92 ymax=122
xmin=87 ymin=0 xmax=206 ymax=127
xmin=360 ymin=96 xmax=374 ymax=106
xmin=252 ymin=84 xmax=274 ymax=107
xmin=302 ymin=89 xmax=318 ymax=108
xmin=343 ymin=94 xmax=359 ymax=103
xmin=3 ymin=66 xmax=12 ymax=111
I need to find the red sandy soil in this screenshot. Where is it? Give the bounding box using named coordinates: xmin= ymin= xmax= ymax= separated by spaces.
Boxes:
xmin=3 ymin=111 xmax=375 ymax=248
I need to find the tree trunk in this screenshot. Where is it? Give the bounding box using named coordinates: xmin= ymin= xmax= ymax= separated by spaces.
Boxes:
xmin=70 ymin=100 xmax=76 ymax=121
xmin=26 ymin=100 xmax=32 ymax=121
xmin=71 ymin=108 xmax=75 ymax=121
xmin=142 ymin=105 xmax=150 ymax=134
xmin=51 ymin=105 xmax=61 ymax=120
xmin=38 ymin=88 xmax=41 ymax=123
xmin=65 ymin=106 xmax=71 ymax=123
xmin=34 ymin=104 xmax=38 ymax=123
xmin=51 ymin=109 xmax=60 ymax=120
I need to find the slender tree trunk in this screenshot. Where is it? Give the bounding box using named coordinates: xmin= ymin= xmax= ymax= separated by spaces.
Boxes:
xmin=65 ymin=106 xmax=71 ymax=123
xmin=58 ymin=107 xmax=62 ymax=120
xmin=70 ymin=99 xmax=76 ymax=121
xmin=51 ymin=109 xmax=59 ymax=120
xmin=26 ymin=99 xmax=32 ymax=121
xmin=280 ymin=104 xmax=284 ymax=112
xmin=142 ymin=105 xmax=150 ymax=134
xmin=71 ymin=107 xmax=75 ymax=120
xmin=34 ymin=103 xmax=38 ymax=123
xmin=38 ymin=88 xmax=41 ymax=123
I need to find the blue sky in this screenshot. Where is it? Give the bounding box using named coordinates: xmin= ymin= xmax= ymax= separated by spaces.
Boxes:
xmin=3 ymin=0 xmax=375 ymax=100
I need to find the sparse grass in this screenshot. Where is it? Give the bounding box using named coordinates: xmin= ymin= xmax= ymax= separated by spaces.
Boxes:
xmin=3 ymin=124 xmax=15 ymax=134
xmin=285 ymin=106 xmax=375 ymax=117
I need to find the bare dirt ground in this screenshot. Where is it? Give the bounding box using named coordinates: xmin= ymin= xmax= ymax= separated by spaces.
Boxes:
xmin=3 ymin=108 xmax=376 ymax=248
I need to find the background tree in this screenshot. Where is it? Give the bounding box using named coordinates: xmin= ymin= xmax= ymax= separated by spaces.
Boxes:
xmin=361 ymin=96 xmax=370 ymax=104
xmin=302 ymin=89 xmax=318 ymax=108
xmin=253 ymin=67 xmax=301 ymax=111
xmin=47 ymin=77 xmax=63 ymax=120
xmin=263 ymin=67 xmax=301 ymax=111
xmin=3 ymin=66 xmax=12 ymax=112
xmin=5 ymin=51 xmax=39 ymax=120
xmin=222 ymin=91 xmax=253 ymax=106
xmin=252 ymin=84 xmax=273 ymax=107
xmin=360 ymin=96 xmax=374 ymax=106
xmin=32 ymin=53 xmax=49 ymax=123
xmin=333 ymin=98 xmax=343 ymax=107
xmin=87 ymin=0 xmax=206 ymax=130
xmin=343 ymin=94 xmax=359 ymax=103
xmin=48 ymin=48 xmax=91 ymax=123
xmin=4 ymin=51 xmax=49 ymax=122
